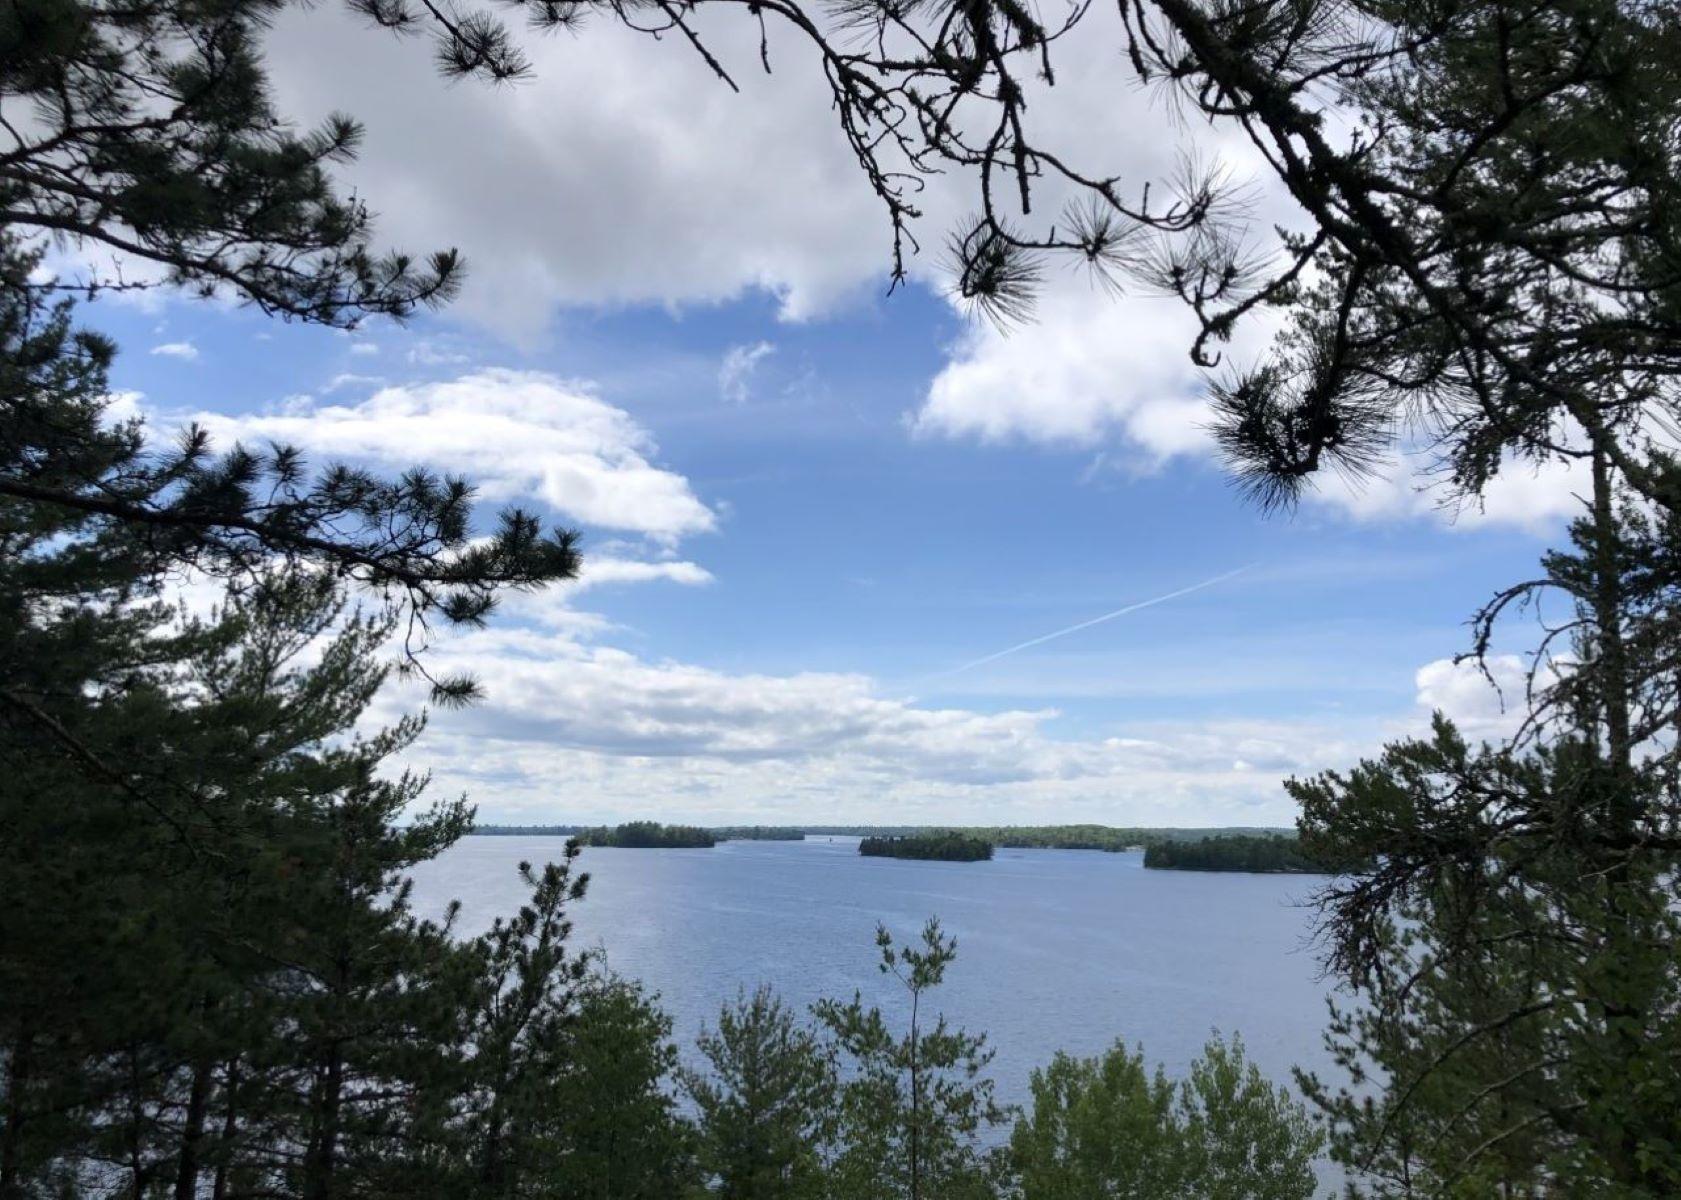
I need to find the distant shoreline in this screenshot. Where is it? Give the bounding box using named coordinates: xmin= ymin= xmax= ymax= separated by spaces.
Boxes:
xmin=466 ymin=823 xmax=1324 ymax=873
xmin=470 ymin=823 xmax=1291 ymax=841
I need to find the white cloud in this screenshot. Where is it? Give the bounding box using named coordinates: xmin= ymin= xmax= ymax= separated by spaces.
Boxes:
xmin=263 ymin=8 xmax=894 ymax=338
xmin=181 ymin=369 xmax=716 ymax=542
xmin=407 ymin=339 xmax=472 ymax=366
xmin=571 ymin=557 xmax=715 ymax=592
xmin=381 ymin=617 xmax=1379 ymax=825
xmin=258 ymin=0 xmax=1594 ymax=538
xmin=350 ymin=341 xmax=380 ymax=356
xmin=322 ymin=372 xmax=384 ymax=393
xmin=718 ymin=341 xmax=775 ymax=404
xmin=258 ymin=0 xmax=1273 ymax=339
xmin=912 ymin=288 xmax=1216 ymax=458
xmin=1413 ymin=654 xmax=1545 ymax=740
xmin=1308 ymin=450 xmax=1589 ymax=534
xmin=914 ymin=283 xmax=1596 ymax=533
xmin=150 ymin=341 xmax=199 ymax=361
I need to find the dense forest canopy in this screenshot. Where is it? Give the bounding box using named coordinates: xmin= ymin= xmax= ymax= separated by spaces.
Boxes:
xmin=575 ymin=822 xmax=718 ymax=849
xmin=1144 ymin=836 xmax=1333 ymax=874
xmin=859 ymin=834 xmax=995 ymax=862
xmin=712 ymin=826 xmax=808 ymax=841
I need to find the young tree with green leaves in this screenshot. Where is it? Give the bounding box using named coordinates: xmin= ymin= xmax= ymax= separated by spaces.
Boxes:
xmin=813 ymin=918 xmax=1009 ymax=1200
xmin=682 ymin=985 xmax=837 ymax=1200
xmin=533 ymin=974 xmax=700 ymax=1200
xmin=455 ymin=848 xmax=595 ymax=1198
xmin=1010 ymin=1035 xmax=1321 ymax=1200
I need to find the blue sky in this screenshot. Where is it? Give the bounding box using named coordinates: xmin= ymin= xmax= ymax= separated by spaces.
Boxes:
xmin=64 ymin=4 xmax=1589 ymax=827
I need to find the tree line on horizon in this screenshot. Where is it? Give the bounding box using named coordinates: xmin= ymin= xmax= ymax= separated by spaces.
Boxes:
xmin=472 ymin=823 xmax=808 ymax=842
xmin=4 ymin=0 xmax=1681 ymax=1194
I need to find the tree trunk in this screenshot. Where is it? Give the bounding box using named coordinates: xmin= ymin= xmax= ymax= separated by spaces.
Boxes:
xmin=908 ymin=989 xmax=920 ymax=1200
xmin=1 ymin=1032 xmax=32 ymax=1198
xmin=210 ymin=1061 xmax=240 ymax=1200
xmin=173 ymin=1058 xmax=213 ymax=1200
xmin=1582 ymin=429 xmax=1657 ymax=1190
xmin=303 ymin=1050 xmax=345 ymax=1200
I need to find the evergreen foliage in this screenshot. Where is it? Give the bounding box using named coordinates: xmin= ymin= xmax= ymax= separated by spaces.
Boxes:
xmin=0 ymin=235 xmax=578 ymax=706
xmin=712 ymin=827 xmax=808 ymax=842
xmin=19 ymin=0 xmax=1681 ymax=1190
xmin=470 ymin=825 xmax=588 ymax=836
xmin=576 ymin=821 xmax=717 ymax=848
xmin=812 ymin=919 xmax=1010 ymax=1200
xmin=807 ymin=825 xmax=1284 ymax=850
xmin=682 ymin=987 xmax=835 ymax=1200
xmin=858 ymin=835 xmax=994 ymax=862
xmin=532 ymin=975 xmax=700 ymax=1199
xmin=1284 ymin=481 xmax=1681 ymax=1193
xmin=1143 ymin=835 xmax=1331 ymax=874
xmin=1011 ymin=1035 xmax=1321 ymax=1200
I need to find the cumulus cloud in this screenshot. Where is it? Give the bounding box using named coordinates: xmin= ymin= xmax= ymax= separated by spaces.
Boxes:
xmin=1412 ymin=653 xmax=1554 ymax=740
xmin=260 ymin=0 xmax=1591 ymax=537
xmin=322 ymin=372 xmax=384 ymax=393
xmin=181 ymin=369 xmax=716 ymax=542
xmin=718 ymin=341 xmax=775 ymax=404
xmin=258 ymin=0 xmax=1277 ymax=334
xmin=1308 ymin=449 xmax=1589 ymax=534
xmin=263 ymin=8 xmax=895 ymax=337
xmin=571 ymin=557 xmax=715 ymax=592
xmin=912 ymin=288 xmax=1216 ymax=457
xmin=150 ymin=341 xmax=199 ymax=361
xmin=362 ymin=612 xmax=1397 ymax=826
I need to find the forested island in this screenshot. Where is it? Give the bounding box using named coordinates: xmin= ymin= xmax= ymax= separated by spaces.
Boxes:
xmin=576 ymin=822 xmax=717 ymax=848
xmin=859 ymin=833 xmax=995 ymax=862
xmin=1143 ymin=835 xmax=1331 ymax=874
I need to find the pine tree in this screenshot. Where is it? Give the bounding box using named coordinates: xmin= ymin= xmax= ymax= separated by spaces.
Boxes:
xmin=2 ymin=550 xmax=494 ymax=1195
xmin=534 ymin=975 xmax=699 ymax=1199
xmin=1292 ymin=479 xmax=1681 ymax=1193
xmin=812 ymin=919 xmax=1009 ymax=1200
xmin=455 ymin=849 xmax=594 ymax=1198
xmin=1010 ymin=1035 xmax=1320 ymax=1200
xmin=682 ymin=985 xmax=836 ymax=1200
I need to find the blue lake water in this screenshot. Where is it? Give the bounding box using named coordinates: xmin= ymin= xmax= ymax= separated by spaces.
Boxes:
xmin=410 ymin=834 xmax=1345 ymax=1125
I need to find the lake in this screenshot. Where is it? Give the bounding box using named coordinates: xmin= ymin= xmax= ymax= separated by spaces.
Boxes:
xmin=410 ymin=835 xmax=1345 ymax=1123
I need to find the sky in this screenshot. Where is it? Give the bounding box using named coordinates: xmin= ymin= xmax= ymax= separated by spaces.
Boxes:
xmin=69 ymin=4 xmax=1590 ymax=827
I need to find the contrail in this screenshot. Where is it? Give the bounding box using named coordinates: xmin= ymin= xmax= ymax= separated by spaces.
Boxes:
xmin=930 ymin=565 xmax=1255 ymax=680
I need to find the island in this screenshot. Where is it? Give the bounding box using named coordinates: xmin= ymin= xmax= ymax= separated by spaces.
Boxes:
xmin=859 ymin=833 xmax=994 ymax=862
xmin=1142 ymin=834 xmax=1329 ymax=873
xmin=576 ymin=821 xmax=716 ymax=848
